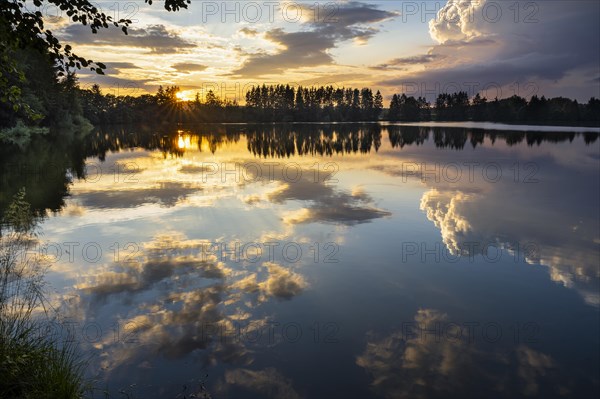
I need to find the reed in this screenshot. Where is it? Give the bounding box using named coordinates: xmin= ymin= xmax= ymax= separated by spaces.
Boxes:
xmin=0 ymin=188 xmax=88 ymax=398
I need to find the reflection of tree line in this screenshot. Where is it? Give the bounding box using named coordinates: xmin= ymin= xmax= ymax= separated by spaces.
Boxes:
xmin=83 ymin=124 xmax=243 ymax=161
xmin=1 ymin=124 xmax=597 ymax=219
xmin=0 ymin=137 xmax=86 ymax=220
xmin=85 ymin=125 xmax=599 ymax=157
xmin=245 ymin=124 xmax=382 ymax=158
xmin=387 ymin=126 xmax=599 ymax=150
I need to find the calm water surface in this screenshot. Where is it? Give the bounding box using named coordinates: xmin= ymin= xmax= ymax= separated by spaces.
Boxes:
xmin=3 ymin=123 xmax=599 ymax=398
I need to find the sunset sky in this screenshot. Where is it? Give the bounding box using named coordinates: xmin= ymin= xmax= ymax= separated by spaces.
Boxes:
xmin=46 ymin=0 xmax=600 ymax=102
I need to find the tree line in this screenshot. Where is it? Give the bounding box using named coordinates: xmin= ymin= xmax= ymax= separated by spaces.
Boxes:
xmin=78 ymin=84 xmax=386 ymax=124
xmin=77 ymin=84 xmax=600 ymax=126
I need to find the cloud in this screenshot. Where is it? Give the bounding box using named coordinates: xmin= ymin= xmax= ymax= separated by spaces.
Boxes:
xmin=428 ymin=0 xmax=488 ymax=44
xmin=230 ymin=263 xmax=308 ymax=300
xmin=294 ymin=72 xmax=371 ymax=86
xmin=308 ymin=1 xmax=399 ymax=41
xmin=224 ymin=368 xmax=301 ymax=399
xmin=282 ymin=195 xmax=391 ymax=225
xmin=76 ymin=234 xmax=231 ymax=301
xmin=66 ymin=233 xmax=256 ymax=375
xmin=104 ymin=62 xmax=140 ymax=71
xmin=171 ymin=62 xmax=208 ymax=73
xmin=77 ymin=74 xmax=152 ymax=95
xmin=418 ymin=172 xmax=600 ymax=306
xmin=233 ymin=29 xmax=335 ymax=77
xmin=517 ymin=346 xmax=556 ymax=396
xmin=231 ymin=274 xmax=260 ymax=293
xmin=67 ymin=234 xmax=261 ymax=376
xmin=74 ymin=182 xmax=199 ymax=209
xmin=261 ymin=163 xmax=391 ymax=226
xmin=91 ymin=285 xmax=255 ymax=374
xmin=137 ymin=288 xmax=248 ymax=361
xmin=419 ymin=189 xmax=478 ymax=254
xmin=239 ymin=27 xmax=258 ymax=37
xmin=60 ymin=230 xmax=313 ymax=384
xmin=372 ymin=53 xmax=445 ymax=70
xmin=63 ymin=24 xmax=196 ymax=54
xmin=356 ymin=309 xmax=498 ymax=398
xmin=178 ymin=164 xmax=216 ymax=174
xmin=233 ymin=2 xmax=398 ymax=77
xmin=356 ymin=309 xmax=570 ymax=398
xmin=378 ymin=52 xmax=578 ymax=90
xmin=259 ymin=262 xmax=307 ymax=300
xmin=365 ymin=127 xmax=600 ymax=305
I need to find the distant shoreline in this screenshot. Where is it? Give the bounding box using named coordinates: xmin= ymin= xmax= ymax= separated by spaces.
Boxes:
xmin=380 ymin=121 xmax=600 ymax=133
xmin=166 ymin=120 xmax=600 ymax=133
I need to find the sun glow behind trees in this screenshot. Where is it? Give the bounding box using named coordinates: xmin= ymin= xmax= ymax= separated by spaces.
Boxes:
xmin=175 ymin=91 xmax=196 ymax=102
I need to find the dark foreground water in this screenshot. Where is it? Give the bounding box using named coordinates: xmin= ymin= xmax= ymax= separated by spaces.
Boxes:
xmin=2 ymin=123 xmax=599 ymax=398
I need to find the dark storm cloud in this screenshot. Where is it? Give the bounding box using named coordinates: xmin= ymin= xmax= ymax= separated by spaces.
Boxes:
xmin=233 ymin=2 xmax=398 ymax=77
xmin=62 ymin=24 xmax=196 ymax=54
xmin=378 ymin=52 xmax=574 ymax=89
xmin=378 ymin=1 xmax=599 ymax=101
xmin=437 ymin=37 xmax=497 ymax=47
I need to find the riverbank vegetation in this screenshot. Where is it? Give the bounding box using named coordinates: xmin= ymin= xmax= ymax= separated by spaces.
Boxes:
xmin=0 ymin=189 xmax=88 ymax=398
xmin=0 ymin=0 xmax=190 ymax=146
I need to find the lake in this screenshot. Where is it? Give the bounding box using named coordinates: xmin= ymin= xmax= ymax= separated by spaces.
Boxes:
xmin=2 ymin=123 xmax=599 ymax=398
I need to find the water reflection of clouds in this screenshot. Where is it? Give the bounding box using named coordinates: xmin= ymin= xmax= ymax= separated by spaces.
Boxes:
xmin=370 ymin=135 xmax=600 ymax=306
xmin=356 ymin=308 xmax=575 ymax=399
xmin=69 ymin=148 xmax=392 ymax=229
xmin=260 ymin=164 xmax=391 ymax=226
xmin=357 ymin=309 xmax=489 ymax=399
xmin=66 ymin=233 xmax=310 ymax=383
xmin=419 ymin=186 xmax=599 ymax=306
xmin=219 ymin=368 xmax=302 ymax=399
xmin=75 ymin=182 xmax=199 ymax=209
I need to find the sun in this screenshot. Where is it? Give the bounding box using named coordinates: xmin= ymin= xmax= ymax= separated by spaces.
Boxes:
xmin=175 ymin=90 xmax=196 ymax=102
xmin=175 ymin=91 xmax=188 ymax=101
